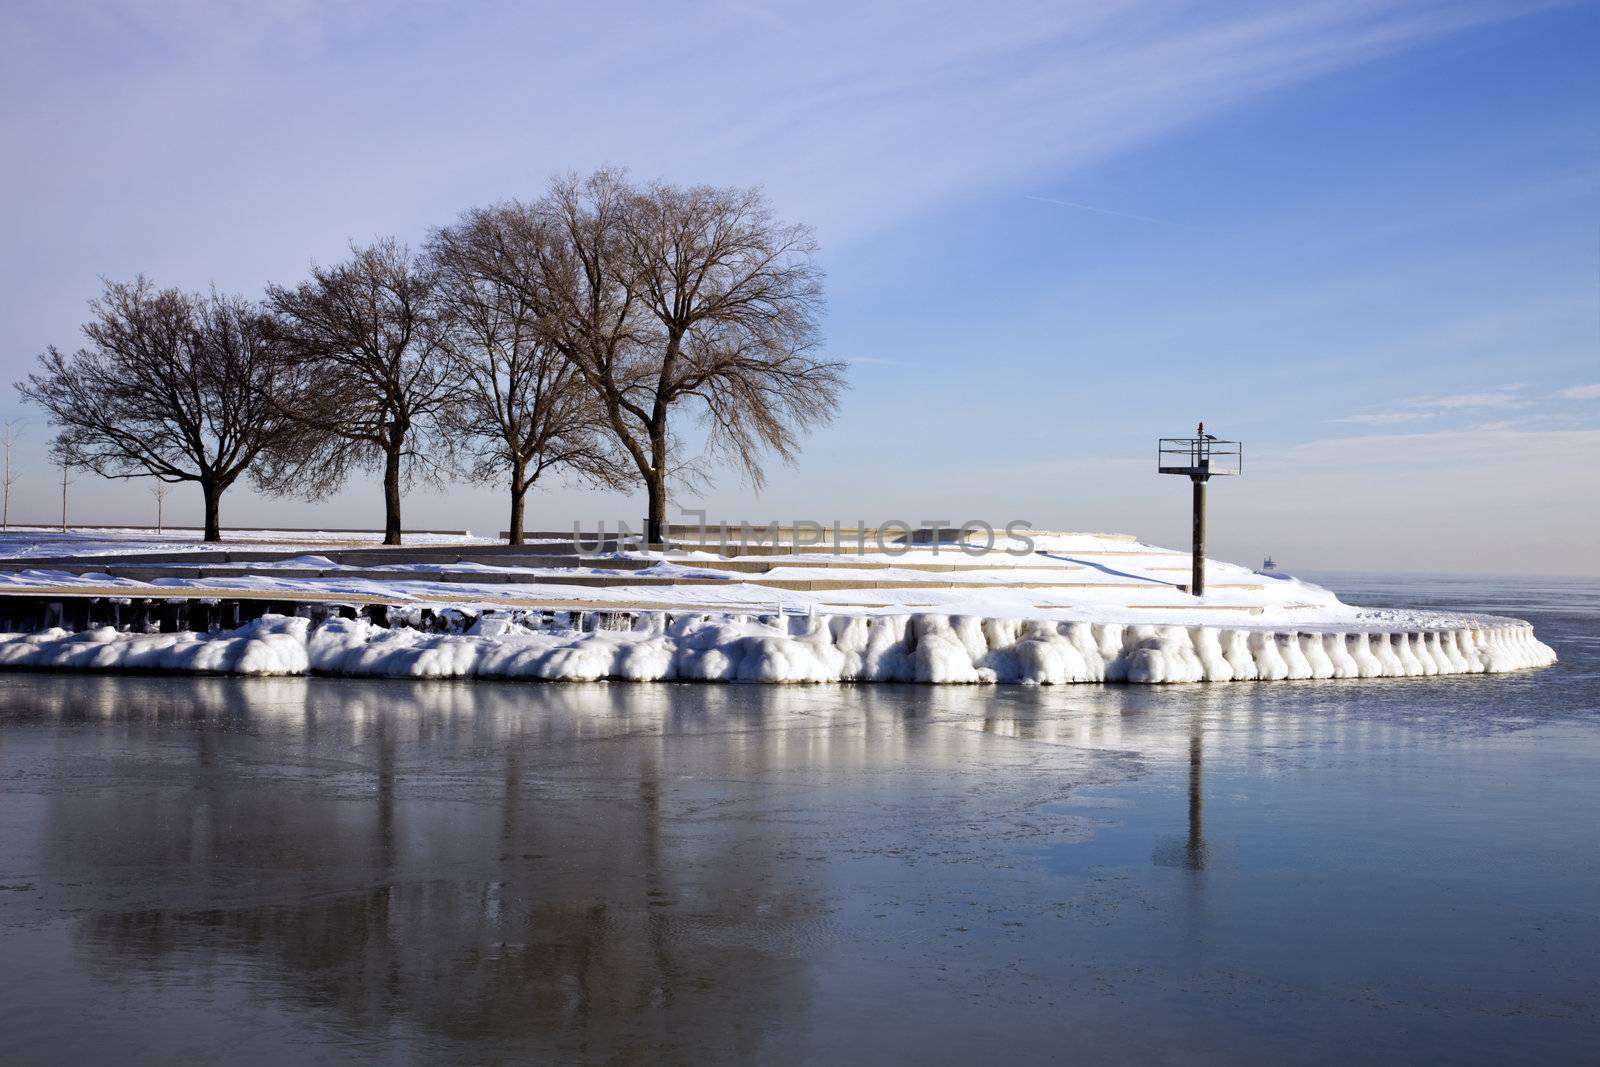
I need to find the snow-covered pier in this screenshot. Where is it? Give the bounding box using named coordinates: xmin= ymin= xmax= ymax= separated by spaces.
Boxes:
xmin=0 ymin=526 xmax=1558 ymax=684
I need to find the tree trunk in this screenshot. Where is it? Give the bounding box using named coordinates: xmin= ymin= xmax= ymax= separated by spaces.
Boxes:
xmin=383 ymin=446 xmax=403 ymax=545
xmin=645 ymin=431 xmax=667 ymax=546
xmin=202 ymin=478 xmax=222 ymax=543
xmin=507 ymin=458 xmax=526 ymax=546
xmin=644 ymin=474 xmax=667 ymax=547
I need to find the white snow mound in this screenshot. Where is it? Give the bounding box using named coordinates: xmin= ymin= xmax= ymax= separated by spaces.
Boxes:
xmin=0 ymin=611 xmax=1556 ymax=684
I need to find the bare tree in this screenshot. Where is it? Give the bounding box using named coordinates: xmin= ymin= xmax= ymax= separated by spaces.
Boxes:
xmin=16 ymin=279 xmax=292 ymax=542
xmin=429 ymin=208 xmax=631 ymax=543
xmin=1 ymin=418 xmax=19 ymax=531
xmin=529 ymin=172 xmax=844 ymax=544
xmin=59 ymin=460 xmax=71 ymax=531
xmin=264 ymin=240 xmax=455 ymax=545
xmin=151 ymin=480 xmax=170 ymax=533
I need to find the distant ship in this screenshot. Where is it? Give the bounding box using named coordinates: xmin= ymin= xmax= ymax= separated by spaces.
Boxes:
xmin=1256 ymin=555 xmax=1294 ymax=581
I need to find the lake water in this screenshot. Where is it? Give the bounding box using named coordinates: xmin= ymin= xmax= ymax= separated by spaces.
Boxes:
xmin=0 ymin=573 xmax=1596 ymax=1064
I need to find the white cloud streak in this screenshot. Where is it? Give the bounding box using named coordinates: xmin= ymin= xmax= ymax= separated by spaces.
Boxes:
xmin=1334 ymin=385 xmax=1533 ymax=424
xmin=1271 ymin=426 xmax=1600 ymax=469
xmin=1333 ymin=411 xmax=1439 ymax=425
xmin=0 ymin=1 xmax=1554 ymax=246
xmin=1414 ymin=387 xmax=1530 ymax=409
xmin=1022 ymin=195 xmax=1175 ymax=226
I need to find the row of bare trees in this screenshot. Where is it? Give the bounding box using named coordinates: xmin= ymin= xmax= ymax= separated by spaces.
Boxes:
xmin=16 ymin=171 xmax=846 ymax=543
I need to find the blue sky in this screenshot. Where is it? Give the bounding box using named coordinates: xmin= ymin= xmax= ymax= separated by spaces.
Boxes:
xmin=1 ymin=1 xmax=1596 ymax=573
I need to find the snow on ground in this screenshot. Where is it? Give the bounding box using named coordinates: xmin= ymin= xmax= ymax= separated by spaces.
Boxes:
xmin=0 ymin=530 xmax=1323 ymax=612
xmin=0 ymin=527 xmax=1560 ymax=684
xmin=0 ymin=556 xmax=1341 ymax=623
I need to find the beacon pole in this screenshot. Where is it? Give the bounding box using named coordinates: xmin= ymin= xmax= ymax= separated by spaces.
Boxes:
xmin=1158 ymin=424 xmax=1241 ymax=598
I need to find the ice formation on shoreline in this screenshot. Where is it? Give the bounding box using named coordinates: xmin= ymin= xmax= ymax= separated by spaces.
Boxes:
xmin=0 ymin=610 xmax=1557 ymax=684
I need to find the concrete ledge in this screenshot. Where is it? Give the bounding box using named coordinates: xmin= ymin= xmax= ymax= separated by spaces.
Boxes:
xmin=580 ymin=557 xmax=1087 ymax=573
xmin=0 ymin=543 xmax=584 ymax=572
xmin=0 ymin=524 xmax=471 ymax=535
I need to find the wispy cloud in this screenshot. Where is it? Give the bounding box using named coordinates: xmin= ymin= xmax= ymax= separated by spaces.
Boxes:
xmin=1273 ymin=426 xmax=1600 ymax=470
xmin=1557 ymin=383 xmax=1600 ymax=400
xmin=1334 ymin=385 xmax=1532 ymax=424
xmin=1023 ymin=195 xmax=1174 ymax=226
xmin=1465 ymin=418 xmax=1533 ymax=432
xmin=0 ymin=1 xmax=1553 ymax=248
xmin=1334 ymin=410 xmax=1437 ymax=425
xmin=1414 ymin=387 xmax=1530 ymax=410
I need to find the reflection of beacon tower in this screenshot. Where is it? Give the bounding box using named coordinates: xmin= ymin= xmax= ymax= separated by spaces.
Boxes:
xmin=1152 ymin=727 xmax=1207 ymax=872
xmin=1158 ymin=424 xmax=1242 ymax=597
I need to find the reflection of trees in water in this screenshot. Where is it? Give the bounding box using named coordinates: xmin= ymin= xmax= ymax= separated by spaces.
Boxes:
xmin=25 ymin=675 xmax=836 ymax=1059
xmin=8 ymin=669 xmax=1446 ymax=1057
xmin=83 ymin=880 xmax=810 ymax=1057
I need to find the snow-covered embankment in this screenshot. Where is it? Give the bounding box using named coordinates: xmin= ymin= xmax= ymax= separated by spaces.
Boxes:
xmin=0 ymin=609 xmax=1556 ymax=684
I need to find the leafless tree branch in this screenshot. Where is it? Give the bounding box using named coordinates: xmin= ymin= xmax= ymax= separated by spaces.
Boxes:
xmin=15 ymin=278 xmax=293 ymax=540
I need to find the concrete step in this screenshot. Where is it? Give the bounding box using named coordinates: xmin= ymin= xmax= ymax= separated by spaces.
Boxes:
xmin=581 ymin=557 xmax=1087 ymax=574
xmin=0 ymin=585 xmax=1285 ymax=626
xmin=0 ymin=543 xmax=585 ymax=572
xmin=0 ymin=524 xmax=471 ymax=535
xmin=4 ymin=549 xmax=1270 ymax=597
